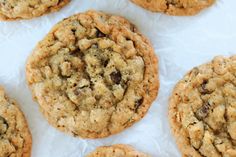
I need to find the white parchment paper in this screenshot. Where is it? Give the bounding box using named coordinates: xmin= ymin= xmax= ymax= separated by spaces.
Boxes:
xmin=0 ymin=0 xmax=236 ymax=156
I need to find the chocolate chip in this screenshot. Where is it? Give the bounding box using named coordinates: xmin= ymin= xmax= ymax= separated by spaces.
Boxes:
xmin=110 ymin=71 xmax=122 ymax=84
xmin=103 ymin=59 xmax=109 ymax=67
xmin=214 ymin=130 xmax=221 ymax=135
xmin=71 ymin=29 xmax=76 ymax=34
xmin=196 ymin=102 xmax=211 ymax=120
xmin=135 ymin=98 xmax=143 ymax=112
xmin=198 ymin=80 xmax=211 ymax=94
xmin=96 ymin=29 xmax=106 ymax=38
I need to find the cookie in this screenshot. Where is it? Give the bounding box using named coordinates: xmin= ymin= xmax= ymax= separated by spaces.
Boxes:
xmin=0 ymin=0 xmax=70 ymax=21
xmin=131 ymin=0 xmax=215 ymax=16
xmin=0 ymin=86 xmax=32 ymax=157
xmin=26 ymin=10 xmax=159 ymax=138
xmin=169 ymin=56 xmax=236 ymax=156
xmin=86 ymin=144 xmax=150 ymax=157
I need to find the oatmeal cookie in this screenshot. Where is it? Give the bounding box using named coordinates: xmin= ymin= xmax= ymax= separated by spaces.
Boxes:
xmin=0 ymin=0 xmax=70 ymax=21
xmin=131 ymin=0 xmax=215 ymax=16
xmin=26 ymin=10 xmax=159 ymax=138
xmin=0 ymin=86 xmax=32 ymax=157
xmin=169 ymin=56 xmax=236 ymax=156
xmin=86 ymin=144 xmax=150 ymax=157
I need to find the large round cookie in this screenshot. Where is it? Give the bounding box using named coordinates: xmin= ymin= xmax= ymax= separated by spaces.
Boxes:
xmin=169 ymin=56 xmax=236 ymax=156
xmin=86 ymin=144 xmax=150 ymax=157
xmin=0 ymin=87 xmax=32 ymax=157
xmin=0 ymin=0 xmax=70 ymax=21
xmin=131 ymin=0 xmax=215 ymax=16
xmin=26 ymin=10 xmax=159 ymax=138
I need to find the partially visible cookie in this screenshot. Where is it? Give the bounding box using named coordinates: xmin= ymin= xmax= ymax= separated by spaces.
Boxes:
xmin=86 ymin=144 xmax=150 ymax=157
xmin=26 ymin=10 xmax=159 ymax=138
xmin=0 ymin=0 xmax=70 ymax=21
xmin=169 ymin=56 xmax=236 ymax=156
xmin=131 ymin=0 xmax=215 ymax=16
xmin=0 ymin=86 xmax=32 ymax=157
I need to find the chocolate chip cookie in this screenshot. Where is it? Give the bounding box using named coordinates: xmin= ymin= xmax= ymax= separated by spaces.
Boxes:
xmin=169 ymin=56 xmax=236 ymax=156
xmin=86 ymin=144 xmax=150 ymax=157
xmin=26 ymin=10 xmax=159 ymax=138
xmin=0 ymin=86 xmax=32 ymax=157
xmin=131 ymin=0 xmax=215 ymax=16
xmin=0 ymin=0 xmax=70 ymax=21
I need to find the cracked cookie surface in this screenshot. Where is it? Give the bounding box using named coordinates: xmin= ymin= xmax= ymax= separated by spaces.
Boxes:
xmin=86 ymin=144 xmax=150 ymax=157
xmin=131 ymin=0 xmax=215 ymax=16
xmin=0 ymin=0 xmax=70 ymax=20
xmin=26 ymin=10 xmax=159 ymax=138
xmin=169 ymin=56 xmax=236 ymax=157
xmin=0 ymin=87 xmax=32 ymax=157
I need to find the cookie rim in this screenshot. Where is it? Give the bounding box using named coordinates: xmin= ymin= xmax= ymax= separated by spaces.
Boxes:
xmin=86 ymin=144 xmax=149 ymax=157
xmin=168 ymin=55 xmax=236 ymax=156
xmin=0 ymin=0 xmax=71 ymax=21
xmin=130 ymin=0 xmax=215 ymax=16
xmin=25 ymin=10 xmax=160 ymax=139
xmin=0 ymin=86 xmax=32 ymax=157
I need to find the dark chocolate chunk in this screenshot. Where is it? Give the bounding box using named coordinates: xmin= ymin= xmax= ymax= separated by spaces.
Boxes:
xmin=196 ymin=102 xmax=211 ymax=120
xmin=96 ymin=29 xmax=106 ymax=38
xmin=103 ymin=59 xmax=109 ymax=67
xmin=135 ymin=98 xmax=143 ymax=112
xmin=110 ymin=71 xmax=122 ymax=84
xmin=71 ymin=28 xmax=76 ymax=34
xmin=198 ymin=80 xmax=211 ymax=94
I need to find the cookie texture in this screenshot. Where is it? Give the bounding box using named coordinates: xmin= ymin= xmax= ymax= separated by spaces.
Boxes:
xmin=26 ymin=10 xmax=159 ymax=138
xmin=0 ymin=87 xmax=32 ymax=157
xmin=86 ymin=144 xmax=150 ymax=157
xmin=131 ymin=0 xmax=215 ymax=16
xmin=0 ymin=0 xmax=70 ymax=21
xmin=169 ymin=56 xmax=236 ymax=157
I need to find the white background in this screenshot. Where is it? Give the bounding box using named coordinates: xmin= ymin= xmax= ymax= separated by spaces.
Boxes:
xmin=0 ymin=0 xmax=236 ymax=156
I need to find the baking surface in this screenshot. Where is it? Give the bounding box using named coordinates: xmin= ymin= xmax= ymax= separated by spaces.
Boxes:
xmin=0 ymin=0 xmax=235 ymax=156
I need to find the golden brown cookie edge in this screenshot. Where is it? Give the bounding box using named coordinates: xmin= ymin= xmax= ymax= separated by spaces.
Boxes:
xmin=168 ymin=55 xmax=236 ymax=156
xmin=131 ymin=0 xmax=215 ymax=16
xmin=86 ymin=144 xmax=150 ymax=157
xmin=0 ymin=0 xmax=71 ymax=21
xmin=0 ymin=86 xmax=32 ymax=157
xmin=26 ymin=10 xmax=159 ymax=139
